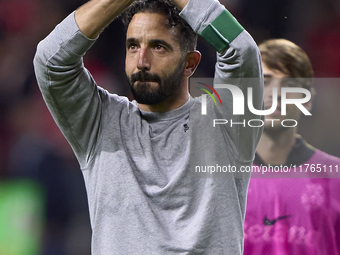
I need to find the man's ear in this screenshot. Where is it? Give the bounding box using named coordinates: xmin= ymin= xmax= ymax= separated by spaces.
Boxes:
xmin=183 ymin=50 xmax=201 ymax=77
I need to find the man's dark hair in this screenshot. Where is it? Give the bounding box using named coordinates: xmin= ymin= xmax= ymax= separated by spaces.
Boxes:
xmin=259 ymin=39 xmax=314 ymax=94
xmin=122 ymin=0 xmax=197 ymax=52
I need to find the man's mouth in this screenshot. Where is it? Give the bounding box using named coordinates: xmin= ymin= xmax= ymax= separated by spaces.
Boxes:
xmin=272 ymin=109 xmax=281 ymax=115
xmin=131 ymin=71 xmax=161 ymax=85
xmin=136 ymin=80 xmax=154 ymax=82
xmin=134 ymin=80 xmax=157 ymax=84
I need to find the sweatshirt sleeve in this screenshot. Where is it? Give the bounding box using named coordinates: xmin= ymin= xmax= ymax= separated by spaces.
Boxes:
xmin=180 ymin=0 xmax=264 ymax=163
xmin=33 ymin=12 xmax=104 ymax=168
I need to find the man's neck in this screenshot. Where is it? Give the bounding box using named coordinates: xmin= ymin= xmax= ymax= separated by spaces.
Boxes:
xmin=256 ymin=127 xmax=297 ymax=165
xmin=138 ymin=92 xmax=190 ymax=113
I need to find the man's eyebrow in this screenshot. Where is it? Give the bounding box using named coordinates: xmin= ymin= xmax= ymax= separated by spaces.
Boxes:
xmin=125 ymin=38 xmax=175 ymax=51
xmin=150 ymin=39 xmax=174 ymax=51
xmin=126 ymin=38 xmax=138 ymax=47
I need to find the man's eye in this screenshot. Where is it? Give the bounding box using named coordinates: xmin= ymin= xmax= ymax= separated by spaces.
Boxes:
xmin=287 ymin=82 xmax=300 ymax=87
xmin=282 ymin=79 xmax=300 ymax=87
xmin=128 ymin=44 xmax=138 ymax=51
xmin=155 ymin=45 xmax=165 ymax=51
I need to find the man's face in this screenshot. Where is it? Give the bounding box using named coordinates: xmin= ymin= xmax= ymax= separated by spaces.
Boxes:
xmin=262 ymin=62 xmax=311 ymax=131
xmin=125 ymin=12 xmax=185 ymax=105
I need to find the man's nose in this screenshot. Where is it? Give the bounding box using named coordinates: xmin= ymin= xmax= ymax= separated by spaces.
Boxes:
xmin=137 ymin=48 xmax=151 ymax=71
xmin=269 ymin=79 xmax=282 ymax=99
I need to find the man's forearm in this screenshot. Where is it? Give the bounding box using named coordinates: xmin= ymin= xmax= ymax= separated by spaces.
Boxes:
xmin=75 ymin=0 xmax=134 ymax=39
xmin=74 ymin=0 xmax=191 ymax=39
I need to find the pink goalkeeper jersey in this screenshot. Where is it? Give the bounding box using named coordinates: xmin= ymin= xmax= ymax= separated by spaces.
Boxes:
xmin=244 ymin=148 xmax=340 ymax=255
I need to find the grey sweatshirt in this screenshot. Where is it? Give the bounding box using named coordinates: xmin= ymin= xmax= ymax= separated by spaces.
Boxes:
xmin=34 ymin=0 xmax=263 ymax=254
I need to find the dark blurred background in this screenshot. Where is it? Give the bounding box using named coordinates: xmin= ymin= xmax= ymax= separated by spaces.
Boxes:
xmin=0 ymin=0 xmax=339 ymax=254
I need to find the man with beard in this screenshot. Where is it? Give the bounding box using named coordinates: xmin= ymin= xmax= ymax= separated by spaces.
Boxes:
xmin=34 ymin=0 xmax=263 ymax=253
xmin=244 ymin=39 xmax=340 ymax=255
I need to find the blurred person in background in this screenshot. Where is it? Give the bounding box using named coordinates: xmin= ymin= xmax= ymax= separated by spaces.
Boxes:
xmin=244 ymin=39 xmax=340 ymax=254
xmin=0 ymin=1 xmax=92 ymax=254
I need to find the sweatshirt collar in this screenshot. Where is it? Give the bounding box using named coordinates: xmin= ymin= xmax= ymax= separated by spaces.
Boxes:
xmin=254 ymin=135 xmax=316 ymax=167
xmin=137 ymin=97 xmax=194 ymax=122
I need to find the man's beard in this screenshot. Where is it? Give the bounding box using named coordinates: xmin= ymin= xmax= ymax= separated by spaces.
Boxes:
xmin=127 ymin=63 xmax=184 ymax=105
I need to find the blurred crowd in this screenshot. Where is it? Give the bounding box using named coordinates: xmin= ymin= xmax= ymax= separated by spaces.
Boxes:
xmin=0 ymin=0 xmax=339 ymax=254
